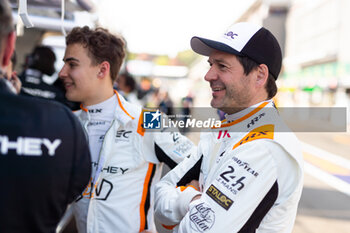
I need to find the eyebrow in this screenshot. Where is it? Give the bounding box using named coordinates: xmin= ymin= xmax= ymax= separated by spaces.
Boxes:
xmin=208 ymin=58 xmax=229 ymax=65
xmin=63 ymin=57 xmax=79 ymax=62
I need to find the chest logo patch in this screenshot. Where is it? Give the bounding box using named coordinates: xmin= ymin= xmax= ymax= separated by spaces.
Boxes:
xmin=232 ymin=124 xmax=274 ymax=150
xmin=206 ymin=184 xmax=233 ymax=210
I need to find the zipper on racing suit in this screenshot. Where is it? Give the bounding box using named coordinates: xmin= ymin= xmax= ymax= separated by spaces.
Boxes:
xmin=90 ymin=119 xmax=116 ymax=198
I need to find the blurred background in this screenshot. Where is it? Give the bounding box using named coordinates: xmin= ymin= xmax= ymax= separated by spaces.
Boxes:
xmin=8 ymin=0 xmax=350 ymax=232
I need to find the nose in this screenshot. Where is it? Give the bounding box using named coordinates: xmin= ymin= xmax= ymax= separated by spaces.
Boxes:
xmin=204 ymin=66 xmax=217 ymax=82
xmin=58 ymin=65 xmax=68 ymax=79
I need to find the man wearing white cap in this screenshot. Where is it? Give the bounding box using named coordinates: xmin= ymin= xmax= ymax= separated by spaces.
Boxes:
xmin=154 ymin=22 xmax=304 ymax=232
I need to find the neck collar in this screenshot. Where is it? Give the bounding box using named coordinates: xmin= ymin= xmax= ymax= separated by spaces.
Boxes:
xmin=79 ymin=90 xmax=135 ymax=125
xmin=213 ymin=100 xmax=273 ymax=129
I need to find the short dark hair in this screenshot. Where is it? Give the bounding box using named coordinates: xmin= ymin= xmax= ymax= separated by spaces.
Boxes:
xmin=118 ymin=73 xmax=136 ymax=92
xmin=236 ymin=55 xmax=277 ymax=99
xmin=66 ymin=26 xmax=125 ymax=82
xmin=0 ymin=0 xmax=13 ymax=43
xmin=265 ymin=73 xmax=277 ymax=99
xmin=27 ymin=46 xmax=56 ymax=76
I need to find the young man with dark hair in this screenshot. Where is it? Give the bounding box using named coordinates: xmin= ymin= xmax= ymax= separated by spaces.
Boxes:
xmin=154 ymin=22 xmax=304 ymax=233
xmin=59 ymin=26 xmax=196 ymax=233
xmin=0 ymin=1 xmax=91 ymax=232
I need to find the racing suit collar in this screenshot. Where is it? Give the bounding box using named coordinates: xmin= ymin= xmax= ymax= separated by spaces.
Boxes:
xmin=212 ymin=99 xmax=273 ymax=129
xmin=114 ymin=90 xmax=135 ymax=122
xmin=225 ymin=99 xmax=274 ymax=123
xmin=79 ymin=90 xmax=135 ymax=126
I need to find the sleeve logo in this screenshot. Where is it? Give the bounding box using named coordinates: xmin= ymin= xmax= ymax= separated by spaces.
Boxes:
xmin=206 ymin=184 xmax=233 ymax=210
xmin=190 ymin=202 xmax=215 ymax=232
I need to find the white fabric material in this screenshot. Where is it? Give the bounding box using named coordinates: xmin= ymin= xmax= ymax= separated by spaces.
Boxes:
xmin=219 ymin=22 xmax=261 ymax=52
xmin=191 ymin=22 xmax=261 ymax=56
xmin=225 ymin=99 xmax=273 ymax=123
xmin=73 ymin=94 xmax=116 ymax=233
xmin=72 ymin=92 xmax=196 ymax=233
xmin=86 ymin=94 xmax=116 ymax=178
xmin=154 ymin=101 xmax=304 ymax=232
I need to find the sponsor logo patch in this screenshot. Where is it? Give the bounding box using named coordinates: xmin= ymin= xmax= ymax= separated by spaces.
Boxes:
xmin=232 ymin=157 xmax=259 ymax=177
xmin=217 ymin=130 xmax=231 ymax=139
xmin=88 ymin=109 xmax=102 ymax=113
xmin=116 ymin=130 xmax=132 ymax=139
xmin=247 ymin=112 xmax=266 ymax=128
xmin=0 ymin=135 xmax=61 ymax=156
xmin=206 ymin=184 xmax=233 ymax=210
xmin=115 ymin=130 xmax=132 ymax=142
xmin=224 ymin=31 xmax=238 ymax=39
xmin=216 ymin=165 xmax=247 ymax=195
xmin=190 ymin=203 xmax=215 ymax=232
xmin=79 ymin=178 xmax=113 ymax=201
xmin=232 ymin=124 xmax=274 ymax=150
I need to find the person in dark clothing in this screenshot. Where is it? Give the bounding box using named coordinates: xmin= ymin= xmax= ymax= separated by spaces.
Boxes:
xmin=19 ymin=46 xmax=63 ymax=100
xmin=159 ymin=91 xmax=174 ymax=116
xmin=0 ymin=1 xmax=91 ymax=233
xmin=19 ymin=45 xmax=79 ymax=109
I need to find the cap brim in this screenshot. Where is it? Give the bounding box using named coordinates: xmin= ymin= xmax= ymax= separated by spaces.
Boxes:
xmin=190 ymin=36 xmax=242 ymax=57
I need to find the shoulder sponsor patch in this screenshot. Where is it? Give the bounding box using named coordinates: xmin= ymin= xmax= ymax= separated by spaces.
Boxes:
xmin=206 ymin=184 xmax=233 ymax=210
xmin=232 ymin=124 xmax=274 ymax=150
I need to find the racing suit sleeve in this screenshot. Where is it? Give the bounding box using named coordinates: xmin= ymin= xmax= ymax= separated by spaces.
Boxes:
xmin=155 ymin=140 xmax=280 ymax=232
xmin=65 ymin=108 xmax=91 ymax=204
xmin=154 ymin=149 xmax=203 ymax=225
xmin=142 ymin=114 xmax=197 ymax=168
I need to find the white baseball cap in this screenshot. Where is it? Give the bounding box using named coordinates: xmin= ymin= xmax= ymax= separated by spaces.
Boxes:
xmin=191 ymin=22 xmax=282 ymax=79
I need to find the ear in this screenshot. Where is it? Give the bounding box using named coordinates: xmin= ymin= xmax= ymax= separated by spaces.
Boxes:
xmin=2 ymin=31 xmax=16 ymax=67
xmin=255 ymin=64 xmax=269 ymax=87
xmin=97 ymin=61 xmax=110 ymax=79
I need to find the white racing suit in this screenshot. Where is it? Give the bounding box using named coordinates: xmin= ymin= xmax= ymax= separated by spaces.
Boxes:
xmin=73 ymin=92 xmax=196 ymax=233
xmin=154 ymin=100 xmax=304 ymax=233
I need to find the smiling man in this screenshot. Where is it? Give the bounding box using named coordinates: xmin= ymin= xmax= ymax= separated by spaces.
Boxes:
xmin=59 ymin=26 xmax=196 ymax=233
xmin=154 ymin=22 xmax=304 ymax=232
